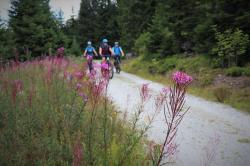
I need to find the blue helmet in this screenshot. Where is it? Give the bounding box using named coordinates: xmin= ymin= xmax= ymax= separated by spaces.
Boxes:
xmin=102 ymin=39 xmax=108 ymax=43
xmin=87 ymin=41 xmax=92 ymax=45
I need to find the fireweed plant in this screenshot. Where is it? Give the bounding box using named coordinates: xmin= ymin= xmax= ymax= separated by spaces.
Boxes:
xmin=0 ymin=56 xmax=192 ymax=165
xmin=153 ymin=71 xmax=193 ymax=166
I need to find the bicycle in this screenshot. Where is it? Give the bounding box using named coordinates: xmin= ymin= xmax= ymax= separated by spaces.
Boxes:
xmin=114 ymin=56 xmax=121 ymax=74
xmin=101 ymin=56 xmax=114 ymax=79
xmin=86 ymin=55 xmax=94 ymax=73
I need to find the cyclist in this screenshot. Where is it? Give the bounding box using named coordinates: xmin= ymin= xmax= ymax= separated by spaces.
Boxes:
xmin=56 ymin=45 xmax=65 ymax=58
xmin=99 ymin=39 xmax=114 ymax=61
xmin=112 ymin=41 xmax=124 ymax=63
xmin=83 ymin=41 xmax=98 ymax=72
xmin=99 ymin=39 xmax=114 ymax=78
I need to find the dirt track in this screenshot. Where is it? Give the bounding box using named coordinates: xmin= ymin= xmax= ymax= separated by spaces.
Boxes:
xmin=107 ymin=71 xmax=250 ymax=166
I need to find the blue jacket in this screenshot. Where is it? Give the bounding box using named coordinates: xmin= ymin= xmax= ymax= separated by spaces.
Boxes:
xmin=112 ymin=46 xmax=123 ymax=56
xmin=85 ymin=46 xmax=95 ymax=56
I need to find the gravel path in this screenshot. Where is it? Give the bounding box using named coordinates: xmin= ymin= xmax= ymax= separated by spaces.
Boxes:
xmin=107 ymin=71 xmax=250 ymax=166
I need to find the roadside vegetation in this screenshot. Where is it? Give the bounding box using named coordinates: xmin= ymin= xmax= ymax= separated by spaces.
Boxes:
xmin=0 ymin=56 xmax=194 ymax=165
xmin=123 ymin=55 xmax=250 ymax=112
xmin=0 ymin=57 xmax=148 ymax=165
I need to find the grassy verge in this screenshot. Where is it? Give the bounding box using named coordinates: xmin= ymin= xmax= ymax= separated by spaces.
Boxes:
xmin=122 ymin=56 xmax=250 ymax=112
xmin=0 ymin=57 xmax=151 ymax=165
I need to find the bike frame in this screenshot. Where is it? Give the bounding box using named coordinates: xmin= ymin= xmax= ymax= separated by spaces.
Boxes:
xmin=87 ymin=55 xmax=94 ymax=72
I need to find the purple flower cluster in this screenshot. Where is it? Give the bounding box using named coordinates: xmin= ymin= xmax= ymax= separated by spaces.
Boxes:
xmin=57 ymin=47 xmax=65 ymax=55
xmin=74 ymin=71 xmax=84 ymax=80
xmin=101 ymin=63 xmax=109 ymax=70
xmin=172 ymin=71 xmax=192 ymax=86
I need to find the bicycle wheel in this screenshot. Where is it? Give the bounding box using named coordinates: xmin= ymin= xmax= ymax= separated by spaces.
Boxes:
xmin=109 ymin=64 xmax=114 ymax=79
xmin=117 ymin=61 xmax=121 ymax=74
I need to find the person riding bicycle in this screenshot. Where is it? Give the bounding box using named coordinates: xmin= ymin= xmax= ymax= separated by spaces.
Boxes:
xmin=99 ymin=39 xmax=114 ymax=78
xmin=83 ymin=41 xmax=97 ymax=72
xmin=56 ymin=44 xmax=65 ymax=58
xmin=99 ymin=39 xmax=114 ymax=62
xmin=112 ymin=42 xmax=124 ymax=64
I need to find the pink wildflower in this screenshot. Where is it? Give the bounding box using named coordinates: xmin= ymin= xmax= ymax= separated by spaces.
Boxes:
xmin=79 ymin=92 xmax=88 ymax=103
xmin=27 ymin=85 xmax=36 ymax=107
xmin=87 ymin=69 xmax=97 ymax=80
xmin=11 ymin=80 xmax=23 ymax=104
xmin=72 ymin=138 xmax=83 ymax=166
xmin=44 ymin=64 xmax=53 ymax=86
xmin=172 ymin=71 xmax=192 ymax=86
xmin=140 ymin=83 xmax=151 ymax=102
xmin=162 ymin=87 xmax=170 ymax=95
xmin=76 ymin=83 xmax=83 ymax=90
xmin=165 ymin=142 xmax=178 ymax=157
xmin=101 ymin=63 xmax=109 ymax=70
xmin=93 ymin=62 xmax=101 ymax=68
xmin=93 ymin=81 xmax=106 ymax=95
xmin=74 ymin=71 xmax=84 ymax=80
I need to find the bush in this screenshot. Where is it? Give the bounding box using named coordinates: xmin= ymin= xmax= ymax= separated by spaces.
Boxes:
xmin=176 ymin=55 xmax=210 ymax=72
xmin=198 ymin=71 xmax=214 ymax=87
xmin=225 ymin=67 xmax=250 ymax=77
xmin=212 ymin=28 xmax=249 ymax=67
xmin=157 ymin=57 xmax=178 ymax=74
xmin=213 ymin=85 xmax=231 ymax=102
xmin=242 ymin=67 xmax=250 ymax=76
xmin=226 ymin=67 xmax=244 ymax=77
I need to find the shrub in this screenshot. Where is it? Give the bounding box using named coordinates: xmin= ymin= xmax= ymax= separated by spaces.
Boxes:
xmin=226 ymin=67 xmax=244 ymax=77
xmin=212 ymin=28 xmax=249 ymax=67
xmin=242 ymin=67 xmax=250 ymax=76
xmin=213 ymin=85 xmax=231 ymax=102
xmin=176 ymin=55 xmax=210 ymax=72
xmin=157 ymin=57 xmax=178 ymax=74
xmin=198 ymin=71 xmax=214 ymax=86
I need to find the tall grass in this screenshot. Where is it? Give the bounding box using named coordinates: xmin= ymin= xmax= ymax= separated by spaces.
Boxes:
xmin=0 ymin=57 xmax=192 ymax=165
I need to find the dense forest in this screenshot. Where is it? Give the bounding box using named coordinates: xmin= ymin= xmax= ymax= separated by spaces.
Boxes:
xmin=0 ymin=0 xmax=250 ymax=68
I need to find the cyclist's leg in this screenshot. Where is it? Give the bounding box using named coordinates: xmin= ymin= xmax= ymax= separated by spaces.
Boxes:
xmin=118 ymin=55 xmax=121 ymax=64
xmin=87 ymin=55 xmax=93 ymax=71
xmin=114 ymin=55 xmax=118 ymax=64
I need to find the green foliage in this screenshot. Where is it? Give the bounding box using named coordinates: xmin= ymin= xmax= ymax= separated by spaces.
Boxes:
xmin=127 ymin=0 xmax=250 ymax=67
xmin=117 ymin=0 xmax=156 ymax=50
xmin=0 ymin=58 xmax=151 ymax=165
xmin=69 ymin=37 xmax=81 ymax=56
xmin=134 ymin=32 xmax=151 ymax=58
xmin=226 ymin=66 xmax=244 ymax=76
xmin=78 ymin=0 xmax=120 ymax=46
xmin=212 ymin=28 xmax=250 ymax=67
xmin=0 ymin=27 xmax=15 ymax=60
xmin=243 ymin=67 xmax=250 ymax=76
xmin=125 ymin=55 xmax=211 ymax=75
xmin=226 ymin=66 xmax=250 ymax=77
xmin=8 ymin=0 xmax=62 ymax=57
